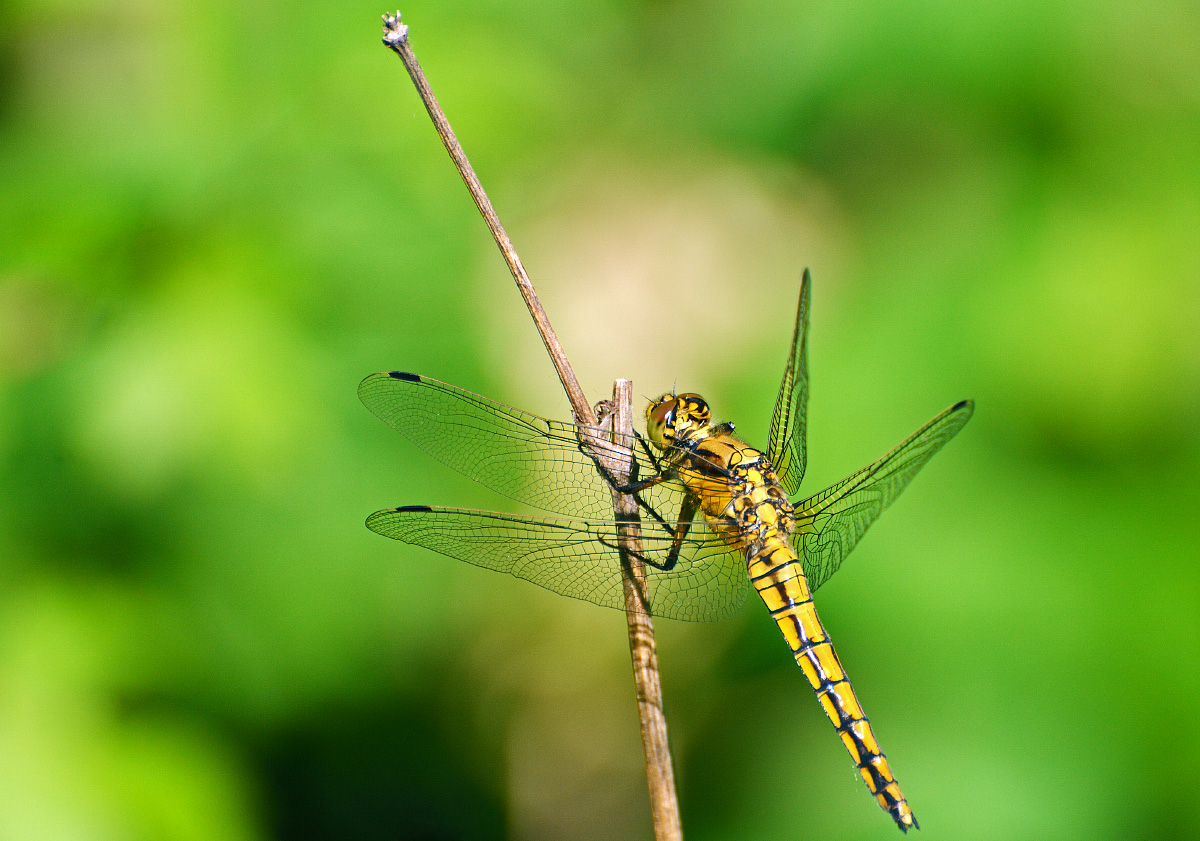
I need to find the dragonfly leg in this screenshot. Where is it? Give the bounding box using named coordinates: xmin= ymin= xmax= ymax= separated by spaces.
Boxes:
xmin=577 ymin=444 xmax=678 ymax=533
xmin=634 ymin=430 xmax=665 ymax=473
xmin=597 ymin=532 xmax=670 ymax=571
xmin=617 ymin=473 xmax=669 ymax=495
xmin=577 ymin=437 xmax=663 ymax=496
xmin=578 ymin=428 xmax=669 ymax=497
xmin=657 ymin=495 xmax=699 ymax=572
xmin=615 ymin=473 xmax=695 ymax=547
xmin=595 ymin=495 xmax=697 ymax=573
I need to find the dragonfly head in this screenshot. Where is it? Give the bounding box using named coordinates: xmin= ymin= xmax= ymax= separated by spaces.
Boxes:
xmin=646 ymin=393 xmax=711 ymax=449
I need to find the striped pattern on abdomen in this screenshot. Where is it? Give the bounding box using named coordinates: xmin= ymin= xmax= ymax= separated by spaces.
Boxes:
xmin=748 ymin=540 xmax=919 ymax=833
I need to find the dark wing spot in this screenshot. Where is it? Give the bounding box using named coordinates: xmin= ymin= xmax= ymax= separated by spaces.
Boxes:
xmin=395 ymin=505 xmax=433 ymax=512
xmin=389 ymin=371 xmax=421 ymax=381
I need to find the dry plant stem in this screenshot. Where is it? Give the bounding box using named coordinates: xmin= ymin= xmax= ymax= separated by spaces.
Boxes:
xmin=610 ymin=379 xmax=684 ymax=841
xmin=380 ymin=12 xmax=594 ymax=424
xmin=381 ymin=13 xmax=682 ymax=838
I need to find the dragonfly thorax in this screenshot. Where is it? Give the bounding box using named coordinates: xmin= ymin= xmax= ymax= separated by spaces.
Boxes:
xmin=645 ymin=392 xmax=711 ymax=449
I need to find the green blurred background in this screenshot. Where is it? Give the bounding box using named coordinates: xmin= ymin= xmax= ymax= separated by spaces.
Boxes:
xmin=2 ymin=1 xmax=1198 ymax=839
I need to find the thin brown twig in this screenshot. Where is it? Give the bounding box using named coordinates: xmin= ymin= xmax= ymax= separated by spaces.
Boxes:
xmin=381 ymin=12 xmax=593 ymax=425
xmin=609 ymin=379 xmax=684 ymax=841
xmin=381 ymin=12 xmax=683 ymax=839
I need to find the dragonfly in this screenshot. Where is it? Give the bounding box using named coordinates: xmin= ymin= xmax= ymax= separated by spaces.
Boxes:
xmin=359 ymin=270 xmax=972 ymax=832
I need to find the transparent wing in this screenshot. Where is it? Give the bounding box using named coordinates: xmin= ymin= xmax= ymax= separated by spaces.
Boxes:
xmin=767 ymin=270 xmax=812 ymax=496
xmin=367 ymin=505 xmax=749 ymax=622
xmin=795 ymin=399 xmax=974 ymax=591
xmin=358 ymin=372 xmax=688 ymax=521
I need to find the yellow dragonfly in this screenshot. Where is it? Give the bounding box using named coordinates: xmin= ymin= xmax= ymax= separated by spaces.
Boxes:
xmin=360 ymin=271 xmax=972 ymax=831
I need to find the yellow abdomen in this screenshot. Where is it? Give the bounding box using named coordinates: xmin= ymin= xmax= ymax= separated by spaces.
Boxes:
xmin=749 ymin=539 xmax=917 ymax=832
xmin=677 ymin=434 xmax=917 ymax=832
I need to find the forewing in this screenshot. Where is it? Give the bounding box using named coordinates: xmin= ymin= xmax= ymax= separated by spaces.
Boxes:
xmin=359 ymin=372 xmax=684 ymax=520
xmin=367 ymin=506 xmax=749 ymax=622
xmin=795 ymin=399 xmax=974 ymax=591
xmin=767 ymin=270 xmax=812 ymax=496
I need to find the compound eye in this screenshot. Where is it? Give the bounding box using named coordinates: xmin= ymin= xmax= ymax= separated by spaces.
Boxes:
xmin=646 ymin=398 xmax=677 ymax=447
xmin=676 ymin=393 xmax=710 ymax=424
